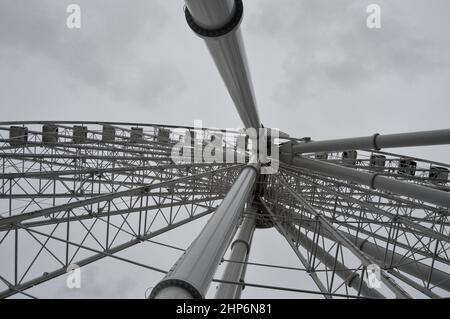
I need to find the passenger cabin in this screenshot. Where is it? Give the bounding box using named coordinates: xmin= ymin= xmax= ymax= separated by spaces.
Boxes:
xmin=42 ymin=124 xmax=58 ymax=144
xmin=130 ymin=127 xmax=144 ymax=143
xmin=370 ymin=154 xmax=386 ymax=169
xmin=102 ymin=125 xmax=115 ymax=142
xmin=157 ymin=128 xmax=171 ymax=144
xmin=429 ymin=166 xmax=449 ymax=184
xmin=398 ymin=159 xmax=417 ymax=176
xmin=73 ymin=126 xmax=87 ymax=144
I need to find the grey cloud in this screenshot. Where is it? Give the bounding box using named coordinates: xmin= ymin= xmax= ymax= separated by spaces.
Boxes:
xmin=55 ymin=263 xmax=139 ymax=298
xmin=247 ymin=0 xmax=450 ymax=104
xmin=0 ymin=0 xmax=186 ymax=109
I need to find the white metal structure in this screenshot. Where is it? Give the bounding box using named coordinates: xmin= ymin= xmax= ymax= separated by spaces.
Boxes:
xmin=0 ymin=0 xmax=449 ymax=299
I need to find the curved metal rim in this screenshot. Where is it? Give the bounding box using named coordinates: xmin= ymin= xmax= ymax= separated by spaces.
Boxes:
xmin=0 ymin=120 xmax=242 ymax=134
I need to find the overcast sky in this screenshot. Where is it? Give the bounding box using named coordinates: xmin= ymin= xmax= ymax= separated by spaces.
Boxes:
xmin=1 ymin=0 xmax=449 ymax=298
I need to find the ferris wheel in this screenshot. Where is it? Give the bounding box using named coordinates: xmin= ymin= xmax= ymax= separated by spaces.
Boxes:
xmin=0 ymin=0 xmax=449 ymax=299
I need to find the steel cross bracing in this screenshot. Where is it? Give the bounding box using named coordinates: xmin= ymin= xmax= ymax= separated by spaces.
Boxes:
xmin=0 ymin=122 xmax=246 ymax=298
xmin=0 ymin=121 xmax=449 ymax=299
xmin=297 ymin=149 xmax=450 ymax=192
xmin=259 ymin=165 xmax=450 ymax=298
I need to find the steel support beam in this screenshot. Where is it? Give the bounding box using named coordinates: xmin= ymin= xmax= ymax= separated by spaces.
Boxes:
xmin=285 ymin=226 xmax=385 ymax=298
xmin=184 ymin=0 xmax=261 ymax=129
xmin=0 ymin=162 xmax=234 ymax=180
xmin=0 ymin=209 xmax=213 ymax=299
xmin=276 ymin=176 xmax=411 ymax=298
xmin=0 ymin=165 xmax=242 ymax=227
xmin=291 ymin=156 xmax=450 ymax=208
xmin=283 ymin=170 xmax=450 ymax=244
xmin=260 ymin=199 xmax=384 ymax=298
xmin=149 ymin=165 xmax=258 ymax=299
xmin=215 ymin=209 xmax=256 ymax=299
xmin=292 ymin=129 xmax=450 ymax=154
xmin=357 ymin=237 xmax=450 ymax=292
xmin=259 ymin=199 xmax=332 ymax=299
xmin=387 ymin=269 xmax=441 ymax=299
xmin=281 ymin=164 xmax=443 ymax=211
xmin=293 ymin=216 xmax=450 ymax=293
xmin=0 ymin=196 xmax=223 ymax=231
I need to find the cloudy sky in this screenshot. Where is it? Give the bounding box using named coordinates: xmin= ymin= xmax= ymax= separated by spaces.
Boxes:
xmin=1 ymin=0 xmax=449 ymax=298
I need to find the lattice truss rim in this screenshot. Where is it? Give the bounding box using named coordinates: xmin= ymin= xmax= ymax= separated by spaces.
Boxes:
xmin=0 ymin=121 xmax=449 ymax=299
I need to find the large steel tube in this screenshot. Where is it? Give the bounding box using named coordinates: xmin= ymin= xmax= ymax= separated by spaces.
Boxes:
xmin=184 ymin=0 xmax=261 ymax=129
xmin=292 ymin=129 xmax=450 ymax=154
xmin=185 ymin=0 xmax=235 ymax=29
xmin=149 ymin=165 xmax=258 ymax=299
xmin=215 ymin=211 xmax=256 ymax=299
xmin=292 ymin=157 xmax=450 ymax=208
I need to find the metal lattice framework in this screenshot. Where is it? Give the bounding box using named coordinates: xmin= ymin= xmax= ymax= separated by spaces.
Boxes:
xmin=0 ymin=122 xmax=243 ymax=297
xmin=1 ymin=0 xmax=449 ymax=299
